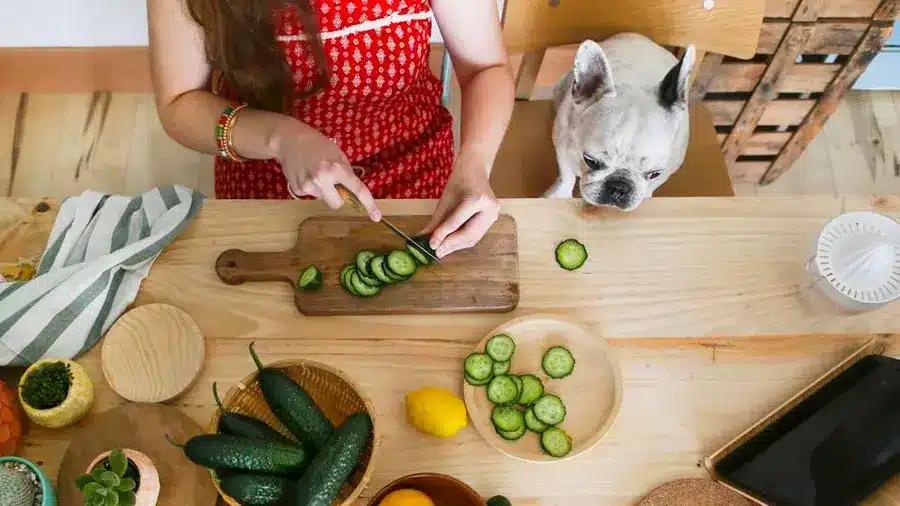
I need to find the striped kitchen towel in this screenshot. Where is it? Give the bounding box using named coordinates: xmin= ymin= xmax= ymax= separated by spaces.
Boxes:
xmin=0 ymin=185 xmax=205 ymax=366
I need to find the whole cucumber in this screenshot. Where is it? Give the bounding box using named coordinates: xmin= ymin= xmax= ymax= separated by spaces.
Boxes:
xmin=220 ymin=473 xmax=293 ymax=506
xmin=171 ymin=434 xmax=309 ymax=476
xmin=292 ymin=412 xmax=372 ymax=506
xmin=213 ymin=382 xmax=290 ymax=443
xmin=249 ymin=342 xmax=333 ymax=453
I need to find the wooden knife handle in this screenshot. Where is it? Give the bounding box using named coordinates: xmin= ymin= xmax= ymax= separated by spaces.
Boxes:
xmin=215 ymin=248 xmax=297 ymax=286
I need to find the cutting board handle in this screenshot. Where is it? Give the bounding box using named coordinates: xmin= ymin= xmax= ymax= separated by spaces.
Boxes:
xmin=215 ymin=248 xmax=296 ymax=286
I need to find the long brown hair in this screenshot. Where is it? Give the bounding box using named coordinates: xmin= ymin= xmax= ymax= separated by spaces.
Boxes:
xmin=186 ymin=0 xmax=329 ymax=112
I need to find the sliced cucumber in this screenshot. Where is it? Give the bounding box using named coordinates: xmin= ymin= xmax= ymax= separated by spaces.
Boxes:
xmin=524 ymin=406 xmax=550 ymax=433
xmin=485 ymin=334 xmax=516 ymax=362
xmin=369 ymin=255 xmax=397 ymax=285
xmin=487 ymin=375 xmax=518 ymax=405
xmin=383 ymin=265 xmax=409 ymax=283
xmin=386 ymin=250 xmax=417 ymax=277
xmin=555 ymin=238 xmax=588 ymax=271
xmin=509 ymin=375 xmax=524 ymax=401
xmin=355 ymin=250 xmax=378 ymax=277
xmin=541 ymin=426 xmax=572 ymax=458
xmin=496 ymin=423 xmax=527 ymax=441
xmin=406 ymin=243 xmax=432 ymax=266
xmin=542 ymin=346 xmax=576 ymax=379
xmin=464 ymin=352 xmax=494 ymax=381
xmin=356 ymin=269 xmax=381 ymax=288
xmin=492 ymin=360 xmax=511 ymax=376
xmin=339 ymin=265 xmax=356 ymax=293
xmin=532 ymin=394 xmax=566 ymax=425
xmin=491 ymin=405 xmax=524 ymax=432
xmin=517 ymin=374 xmax=544 ymax=405
xmin=465 ymin=372 xmax=491 ymax=386
xmin=349 ymin=270 xmax=380 ymax=297
xmin=298 ymin=265 xmax=323 ymax=291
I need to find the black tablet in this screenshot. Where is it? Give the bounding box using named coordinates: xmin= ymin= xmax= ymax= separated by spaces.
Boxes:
xmin=714 ymin=354 xmax=900 ymax=506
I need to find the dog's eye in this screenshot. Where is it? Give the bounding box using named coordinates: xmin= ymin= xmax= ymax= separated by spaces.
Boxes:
xmin=645 ymin=171 xmax=663 ymax=181
xmin=583 ymin=154 xmax=605 ymax=171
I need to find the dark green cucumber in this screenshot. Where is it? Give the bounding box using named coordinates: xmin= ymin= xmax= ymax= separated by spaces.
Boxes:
xmin=355 ymin=250 xmax=378 ymax=277
xmin=249 ymin=342 xmax=333 ymax=454
xmin=555 ymin=239 xmax=588 ymax=271
xmin=386 ymin=250 xmax=417 ymax=277
xmin=349 ymin=270 xmax=381 ymax=297
xmin=405 ymin=243 xmax=431 ymax=266
xmin=219 ymin=473 xmax=293 ymax=506
xmin=291 ymin=412 xmax=373 ymax=506
xmin=213 ymin=382 xmax=289 ymax=442
xmin=464 ymin=371 xmax=491 ymax=386
xmin=487 ymin=496 xmax=513 ymax=506
xmin=495 ymin=423 xmax=526 ymax=441
xmin=340 ymin=265 xmax=356 ymax=294
xmin=368 ymin=255 xmax=396 ymax=285
xmin=297 ymin=265 xmax=323 ymax=291
xmin=170 ymin=434 xmax=308 ymax=475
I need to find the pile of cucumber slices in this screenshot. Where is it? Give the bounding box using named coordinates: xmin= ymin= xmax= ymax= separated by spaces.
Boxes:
xmin=337 ymin=238 xmax=436 ymax=297
xmin=464 ymin=334 xmax=576 ymax=458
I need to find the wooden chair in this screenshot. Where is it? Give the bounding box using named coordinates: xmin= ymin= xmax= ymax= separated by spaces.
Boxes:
xmin=489 ymin=0 xmax=766 ymax=198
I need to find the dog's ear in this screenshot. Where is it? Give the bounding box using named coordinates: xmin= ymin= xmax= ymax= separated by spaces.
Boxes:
xmin=573 ymin=40 xmax=615 ymax=106
xmin=658 ymin=44 xmax=696 ymax=110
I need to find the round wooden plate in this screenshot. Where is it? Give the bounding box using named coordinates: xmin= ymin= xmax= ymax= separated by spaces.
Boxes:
xmin=101 ymin=303 xmax=205 ymax=403
xmin=463 ymin=315 xmax=623 ymax=463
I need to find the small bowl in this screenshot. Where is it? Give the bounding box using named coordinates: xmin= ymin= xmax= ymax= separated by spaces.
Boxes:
xmin=208 ymin=358 xmax=378 ymax=506
xmin=0 ymin=456 xmax=58 ymax=506
xmin=367 ymin=473 xmax=485 ymax=506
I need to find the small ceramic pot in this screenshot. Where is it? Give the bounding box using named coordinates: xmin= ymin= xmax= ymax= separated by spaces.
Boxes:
xmin=367 ymin=473 xmax=486 ymax=506
xmin=0 ymin=379 xmax=23 ymax=455
xmin=0 ymin=456 xmax=58 ymax=506
xmin=87 ymin=449 xmax=160 ymax=506
xmin=19 ymin=359 xmax=94 ymax=429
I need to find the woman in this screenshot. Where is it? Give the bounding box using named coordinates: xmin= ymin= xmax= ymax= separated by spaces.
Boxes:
xmin=148 ymin=0 xmax=514 ymax=257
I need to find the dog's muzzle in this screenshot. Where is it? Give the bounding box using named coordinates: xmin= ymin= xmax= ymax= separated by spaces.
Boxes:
xmin=600 ymin=177 xmax=634 ymax=208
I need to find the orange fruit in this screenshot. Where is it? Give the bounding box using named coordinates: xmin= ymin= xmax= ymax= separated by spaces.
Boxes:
xmin=378 ymin=489 xmax=436 ymax=506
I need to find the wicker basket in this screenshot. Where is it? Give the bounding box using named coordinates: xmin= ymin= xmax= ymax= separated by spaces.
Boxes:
xmin=207 ymin=359 xmax=378 ymax=506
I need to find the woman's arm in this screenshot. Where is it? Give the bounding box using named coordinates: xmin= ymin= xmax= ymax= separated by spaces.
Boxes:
xmin=423 ymin=0 xmax=514 ymax=257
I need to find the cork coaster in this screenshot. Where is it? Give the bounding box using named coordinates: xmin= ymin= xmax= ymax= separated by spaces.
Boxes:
xmin=638 ymin=479 xmax=752 ymax=506
xmin=101 ymin=304 xmax=205 ymax=403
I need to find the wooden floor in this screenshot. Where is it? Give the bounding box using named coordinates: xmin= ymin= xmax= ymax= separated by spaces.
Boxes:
xmin=0 ymin=90 xmax=898 ymax=199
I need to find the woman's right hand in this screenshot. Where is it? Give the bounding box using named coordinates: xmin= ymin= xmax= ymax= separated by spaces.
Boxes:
xmin=275 ymin=120 xmax=381 ymax=221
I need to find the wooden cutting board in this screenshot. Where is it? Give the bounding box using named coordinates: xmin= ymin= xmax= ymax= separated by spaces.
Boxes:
xmin=215 ymin=215 xmax=519 ymax=315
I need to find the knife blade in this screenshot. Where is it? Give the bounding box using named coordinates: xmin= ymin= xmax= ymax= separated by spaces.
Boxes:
xmin=335 ymin=184 xmax=442 ymax=264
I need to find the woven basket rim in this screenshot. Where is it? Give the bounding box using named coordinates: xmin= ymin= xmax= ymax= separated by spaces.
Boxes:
xmin=207 ymin=358 xmax=379 ymax=506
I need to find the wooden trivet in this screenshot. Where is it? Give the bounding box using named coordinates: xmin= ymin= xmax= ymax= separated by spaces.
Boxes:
xmin=101 ymin=303 xmax=205 ymax=403
xmin=638 ymin=478 xmax=752 ymax=505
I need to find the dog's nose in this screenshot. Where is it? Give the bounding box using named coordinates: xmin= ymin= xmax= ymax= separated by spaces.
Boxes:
xmin=603 ymin=178 xmax=633 ymax=204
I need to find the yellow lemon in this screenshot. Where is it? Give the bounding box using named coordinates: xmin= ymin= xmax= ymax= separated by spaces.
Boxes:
xmin=379 ymin=489 xmax=436 ymax=506
xmin=405 ymin=386 xmax=468 ymax=438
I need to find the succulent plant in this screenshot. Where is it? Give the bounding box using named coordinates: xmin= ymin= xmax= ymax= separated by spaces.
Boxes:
xmin=0 ymin=464 xmax=37 ymax=506
xmin=20 ymin=360 xmax=72 ymax=409
xmin=76 ymin=449 xmax=137 ymax=506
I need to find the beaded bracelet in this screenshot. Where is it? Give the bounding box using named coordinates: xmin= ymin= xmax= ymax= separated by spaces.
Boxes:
xmin=215 ymin=103 xmax=248 ymax=162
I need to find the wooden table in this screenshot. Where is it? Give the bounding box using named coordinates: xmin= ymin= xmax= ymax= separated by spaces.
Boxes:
xmin=3 ymin=196 xmax=900 ymax=505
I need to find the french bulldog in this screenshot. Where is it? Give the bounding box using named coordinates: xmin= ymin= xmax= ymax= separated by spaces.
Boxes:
xmin=545 ymin=33 xmax=696 ymax=211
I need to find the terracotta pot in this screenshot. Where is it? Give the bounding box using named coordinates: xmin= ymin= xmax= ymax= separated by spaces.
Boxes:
xmin=0 ymin=379 xmax=23 ymax=455
xmin=87 ymin=449 xmax=160 ymax=506
xmin=367 ymin=473 xmax=486 ymax=506
xmin=19 ymin=359 xmax=94 ymax=429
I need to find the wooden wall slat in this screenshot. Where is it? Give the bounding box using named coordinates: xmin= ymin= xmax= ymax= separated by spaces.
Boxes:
xmin=758 ymin=21 xmax=791 ymax=53
xmin=819 ymin=0 xmax=883 ymax=18
xmin=792 ymin=0 xmax=824 ymax=22
xmin=691 ymin=53 xmax=725 ymax=102
xmin=731 ymin=161 xmax=773 ymax=183
xmin=757 ymin=22 xmax=868 ymax=55
xmin=765 ymin=0 xmax=801 ymax=18
xmin=707 ymin=63 xmax=838 ymax=93
xmin=722 ymin=24 xmax=815 ymax=165
xmin=873 ymin=0 xmax=899 ymax=21
xmin=705 ymin=99 xmax=815 ymax=125
xmin=741 ymin=132 xmax=795 ymax=155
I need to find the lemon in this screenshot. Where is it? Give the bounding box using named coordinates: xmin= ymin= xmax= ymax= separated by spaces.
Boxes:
xmin=379 ymin=489 xmax=436 ymax=506
xmin=405 ymin=386 xmax=468 ymax=438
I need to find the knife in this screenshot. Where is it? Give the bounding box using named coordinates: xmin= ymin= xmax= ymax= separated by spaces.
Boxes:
xmin=335 ymin=184 xmax=442 ymax=264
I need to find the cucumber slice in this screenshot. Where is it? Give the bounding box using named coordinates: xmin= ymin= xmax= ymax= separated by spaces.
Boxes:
xmin=540 ymin=426 xmax=572 ymax=458
xmin=297 ymin=265 xmax=323 ymax=291
xmin=485 ymin=334 xmax=516 ymax=362
xmin=339 ymin=265 xmax=356 ymax=293
xmin=542 ymin=346 xmax=576 ymax=379
xmin=555 ymin=239 xmax=588 ymax=271
xmin=356 ymin=269 xmax=382 ymax=288
xmin=369 ymin=255 xmax=396 ymax=285
xmin=465 ymin=371 xmax=491 ymax=386
xmin=386 ymin=250 xmax=417 ymax=277
xmin=496 ymin=423 xmax=526 ymax=441
xmin=349 ymin=270 xmax=380 ymax=297
xmin=355 ymin=250 xmax=378 ymax=277
xmin=517 ymin=374 xmax=544 ymax=405
xmin=406 ymin=243 xmax=431 ymax=266
xmin=487 ymin=375 xmax=518 ymax=405
xmin=464 ymin=352 xmax=494 ymax=381
xmin=532 ymin=394 xmax=566 ymax=425
xmin=524 ymin=406 xmax=550 ymax=433
xmin=491 ymin=405 xmax=524 ymax=432
xmin=509 ymin=375 xmax=524 ymax=401
xmin=383 ymin=265 xmax=409 ymax=283
xmin=492 ymin=360 xmax=510 ymax=376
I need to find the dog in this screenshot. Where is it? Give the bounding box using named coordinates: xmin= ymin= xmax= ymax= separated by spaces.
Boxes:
xmin=545 ymin=33 xmax=696 ymax=211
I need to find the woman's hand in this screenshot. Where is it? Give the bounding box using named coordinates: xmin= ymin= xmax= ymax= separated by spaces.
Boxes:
xmin=275 ymin=120 xmax=381 ymax=221
xmin=421 ymin=154 xmax=500 ymax=258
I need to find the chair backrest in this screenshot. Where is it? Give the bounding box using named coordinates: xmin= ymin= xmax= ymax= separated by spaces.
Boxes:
xmin=502 ymin=0 xmax=765 ymax=59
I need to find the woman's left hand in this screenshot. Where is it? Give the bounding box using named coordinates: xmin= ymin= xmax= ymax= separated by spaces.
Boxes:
xmin=420 ymin=156 xmax=500 ymax=258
